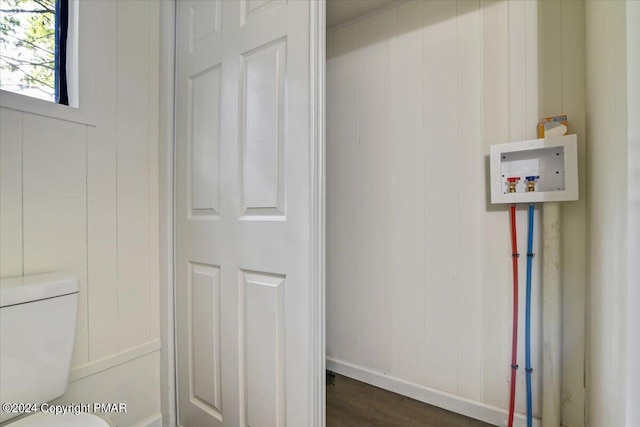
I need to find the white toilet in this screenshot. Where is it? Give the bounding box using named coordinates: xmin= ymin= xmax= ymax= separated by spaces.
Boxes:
xmin=0 ymin=273 xmax=109 ymax=427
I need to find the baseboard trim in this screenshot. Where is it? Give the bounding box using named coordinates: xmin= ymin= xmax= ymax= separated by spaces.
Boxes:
xmin=70 ymin=340 xmax=161 ymax=382
xmin=131 ymin=413 xmax=163 ymax=427
xmin=326 ymin=358 xmax=540 ymax=427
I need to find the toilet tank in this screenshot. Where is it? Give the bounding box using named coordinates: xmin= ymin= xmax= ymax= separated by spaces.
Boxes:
xmin=0 ymin=273 xmax=79 ymax=424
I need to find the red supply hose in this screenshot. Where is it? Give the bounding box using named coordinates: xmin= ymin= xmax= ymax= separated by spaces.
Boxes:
xmin=508 ymin=205 xmax=519 ymax=427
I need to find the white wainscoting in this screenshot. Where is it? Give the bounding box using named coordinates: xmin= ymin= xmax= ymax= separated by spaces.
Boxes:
xmin=53 ymin=351 xmax=161 ymax=427
xmin=132 ymin=413 xmax=163 ymax=427
xmin=0 ymin=0 xmax=161 ymax=424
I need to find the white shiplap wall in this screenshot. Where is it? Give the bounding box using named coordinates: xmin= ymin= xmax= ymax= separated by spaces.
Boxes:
xmin=585 ymin=1 xmax=638 ymax=426
xmin=0 ymin=1 xmax=160 ymax=425
xmin=326 ymin=1 xmax=586 ymax=425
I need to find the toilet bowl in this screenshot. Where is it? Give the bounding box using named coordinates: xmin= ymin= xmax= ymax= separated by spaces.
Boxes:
xmin=0 ymin=274 xmax=110 ymax=427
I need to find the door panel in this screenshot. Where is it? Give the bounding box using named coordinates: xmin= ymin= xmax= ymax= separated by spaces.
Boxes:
xmin=240 ymin=270 xmax=286 ymax=427
xmin=190 ymin=262 xmax=222 ymax=415
xmin=189 ymin=65 xmax=221 ymax=216
xmin=239 ymin=39 xmax=286 ymax=217
xmin=175 ymin=1 xmax=317 ymax=426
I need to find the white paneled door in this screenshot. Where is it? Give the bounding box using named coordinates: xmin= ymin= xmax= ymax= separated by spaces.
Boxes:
xmin=175 ymin=1 xmax=323 ymax=426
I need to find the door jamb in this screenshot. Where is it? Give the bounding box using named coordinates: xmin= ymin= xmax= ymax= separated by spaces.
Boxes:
xmin=309 ymin=1 xmax=326 ymax=426
xmin=159 ymin=0 xmax=177 ymax=426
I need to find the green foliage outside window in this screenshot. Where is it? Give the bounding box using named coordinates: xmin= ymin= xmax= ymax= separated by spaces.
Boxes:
xmin=0 ymin=0 xmax=56 ymax=101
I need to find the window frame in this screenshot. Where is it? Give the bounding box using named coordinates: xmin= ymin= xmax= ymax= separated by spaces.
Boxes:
xmin=56 ymin=0 xmax=70 ymax=105
xmin=0 ymin=0 xmax=95 ymax=126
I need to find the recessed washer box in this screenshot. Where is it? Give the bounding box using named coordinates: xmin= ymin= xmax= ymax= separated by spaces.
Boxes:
xmin=490 ymin=134 xmax=578 ymax=204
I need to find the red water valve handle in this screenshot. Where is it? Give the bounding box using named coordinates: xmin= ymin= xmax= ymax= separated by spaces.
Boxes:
xmin=507 ymin=177 xmax=521 ymax=183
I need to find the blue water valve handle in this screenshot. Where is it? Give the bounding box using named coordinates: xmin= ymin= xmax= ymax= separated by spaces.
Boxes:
xmin=525 ymin=176 xmax=540 ymax=192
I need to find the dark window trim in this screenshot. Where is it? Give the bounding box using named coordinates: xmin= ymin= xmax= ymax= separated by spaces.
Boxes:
xmin=55 ymin=0 xmax=69 ymax=105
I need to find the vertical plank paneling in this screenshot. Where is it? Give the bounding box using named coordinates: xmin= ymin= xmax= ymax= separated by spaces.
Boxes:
xmin=610 ymin=6 xmax=627 ymax=425
xmin=358 ymin=8 xmax=396 ymax=374
xmin=22 ymin=113 xmax=88 ymax=366
xmin=508 ymin=1 xmax=527 ymax=143
xmin=422 ymin=0 xmax=459 ymax=394
xmin=584 ymin=2 xmax=629 ymax=425
xmin=87 ymin=0 xmax=118 ymax=361
xmin=388 ymin=7 xmax=399 ymax=378
xmin=117 ymin=0 xmax=151 ymax=350
xmin=481 ymin=0 xmax=511 ymax=409
xmin=396 ymin=0 xmax=425 ymax=386
xmin=330 ymin=24 xmax=361 ymax=364
xmin=560 ymin=1 xmax=587 ymax=424
xmin=508 ymin=1 xmax=531 ymax=414
xmin=523 ymin=2 xmax=543 ymax=418
xmin=456 ymin=0 xmax=483 ymax=401
xmin=148 ymin=0 xmax=161 ymax=342
xmin=326 ymin=1 xmax=586 ymax=421
xmin=584 ymin=3 xmax=611 ymax=424
xmin=524 ymin=0 xmax=539 ymax=137
xmin=626 ymin=6 xmax=640 ymax=427
xmin=0 ymin=108 xmax=23 ymax=279
xmin=325 ymin=30 xmax=335 ymax=359
xmin=538 ymin=0 xmax=563 ymax=118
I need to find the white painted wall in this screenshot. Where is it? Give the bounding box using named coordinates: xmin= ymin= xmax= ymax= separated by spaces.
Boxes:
xmin=326 ymin=1 xmax=586 ymax=425
xmin=585 ymin=1 xmax=639 ymax=426
xmin=0 ymin=1 xmax=161 ymax=425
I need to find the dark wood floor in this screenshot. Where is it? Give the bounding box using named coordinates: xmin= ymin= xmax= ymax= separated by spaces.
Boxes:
xmin=326 ymin=373 xmax=494 ymax=427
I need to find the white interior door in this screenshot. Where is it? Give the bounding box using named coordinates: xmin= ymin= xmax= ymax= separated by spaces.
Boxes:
xmin=175 ymin=1 xmax=323 ymax=426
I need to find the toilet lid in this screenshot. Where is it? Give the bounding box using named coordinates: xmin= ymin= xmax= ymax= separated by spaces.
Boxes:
xmin=8 ymin=412 xmax=109 ymax=427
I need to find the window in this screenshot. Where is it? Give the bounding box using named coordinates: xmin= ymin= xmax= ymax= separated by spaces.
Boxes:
xmin=0 ymin=0 xmax=68 ymax=104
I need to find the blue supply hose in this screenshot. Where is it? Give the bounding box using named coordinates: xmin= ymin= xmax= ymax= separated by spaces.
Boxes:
xmin=526 ymin=204 xmax=535 ymax=427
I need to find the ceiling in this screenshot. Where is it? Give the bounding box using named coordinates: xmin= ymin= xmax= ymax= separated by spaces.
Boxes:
xmin=326 ymin=0 xmax=398 ymax=28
